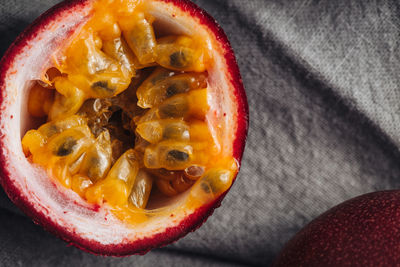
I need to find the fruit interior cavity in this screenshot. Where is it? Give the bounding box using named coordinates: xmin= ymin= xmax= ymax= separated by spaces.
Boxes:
xmin=20 ymin=0 xmax=237 ymax=225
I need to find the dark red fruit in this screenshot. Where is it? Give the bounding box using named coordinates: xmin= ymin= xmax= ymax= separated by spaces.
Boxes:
xmin=274 ymin=191 xmax=400 ymax=266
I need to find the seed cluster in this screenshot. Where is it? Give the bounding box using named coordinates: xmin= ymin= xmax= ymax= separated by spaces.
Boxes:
xmin=22 ymin=3 xmax=233 ymax=213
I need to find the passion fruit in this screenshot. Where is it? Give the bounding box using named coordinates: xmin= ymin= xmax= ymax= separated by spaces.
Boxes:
xmin=0 ymin=0 xmax=248 ymax=255
xmin=274 ymin=191 xmax=400 ymax=266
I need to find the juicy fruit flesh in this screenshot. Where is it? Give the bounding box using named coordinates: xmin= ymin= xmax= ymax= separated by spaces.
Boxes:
xmin=21 ymin=0 xmax=237 ymax=225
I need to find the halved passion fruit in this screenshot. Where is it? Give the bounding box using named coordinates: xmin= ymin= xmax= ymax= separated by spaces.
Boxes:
xmin=0 ymin=0 xmax=248 ymax=255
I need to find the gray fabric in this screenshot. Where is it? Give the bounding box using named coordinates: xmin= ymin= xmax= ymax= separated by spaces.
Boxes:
xmin=0 ymin=208 xmax=242 ymax=267
xmin=1 ymin=0 xmax=400 ymax=266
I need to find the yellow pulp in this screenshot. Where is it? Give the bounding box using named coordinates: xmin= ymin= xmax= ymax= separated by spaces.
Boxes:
xmin=22 ymin=0 xmax=237 ymax=225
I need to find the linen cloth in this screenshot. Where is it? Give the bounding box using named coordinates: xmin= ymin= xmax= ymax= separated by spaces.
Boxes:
xmin=1 ymin=0 xmax=400 ymax=266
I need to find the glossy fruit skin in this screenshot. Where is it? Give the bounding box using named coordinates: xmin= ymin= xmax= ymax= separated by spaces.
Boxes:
xmin=274 ymin=191 xmax=400 ymax=267
xmin=0 ymin=0 xmax=248 ymax=256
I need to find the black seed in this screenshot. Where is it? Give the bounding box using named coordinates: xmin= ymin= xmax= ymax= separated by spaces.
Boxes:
xmin=159 ymin=99 xmax=189 ymax=118
xmin=91 ymin=81 xmax=115 ymax=94
xmin=167 ymin=150 xmax=189 ymax=162
xmin=159 ymin=104 xmax=180 ymax=117
xmin=201 ymin=182 xmax=211 ymax=194
xmin=166 ymin=84 xmax=179 ymax=97
xmin=92 ymin=81 xmax=110 ymax=90
xmin=151 ymin=72 xmax=171 ymax=85
xmin=170 ymin=51 xmax=187 ymax=68
xmin=56 ymin=137 xmax=77 ymax=156
xmin=87 ymin=157 xmax=100 ymax=179
xmin=166 ymin=81 xmax=189 ymax=98
xmin=163 ymin=126 xmax=177 ymax=139
xmin=163 ymin=124 xmax=188 ymax=140
xmin=202 ymin=172 xmax=225 ymax=194
xmin=47 ymin=125 xmax=59 ymax=137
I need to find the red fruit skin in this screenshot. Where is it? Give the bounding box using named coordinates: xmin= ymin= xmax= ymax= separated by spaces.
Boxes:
xmin=274 ymin=190 xmax=400 ymax=267
xmin=0 ymin=0 xmax=248 ymax=256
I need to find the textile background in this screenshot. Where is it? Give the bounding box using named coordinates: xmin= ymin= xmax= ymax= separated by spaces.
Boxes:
xmin=1 ymin=0 xmax=400 ymax=266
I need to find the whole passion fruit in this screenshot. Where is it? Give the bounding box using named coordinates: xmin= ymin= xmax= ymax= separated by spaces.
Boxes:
xmin=274 ymin=191 xmax=400 ymax=266
xmin=0 ymin=0 xmax=248 ymax=255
